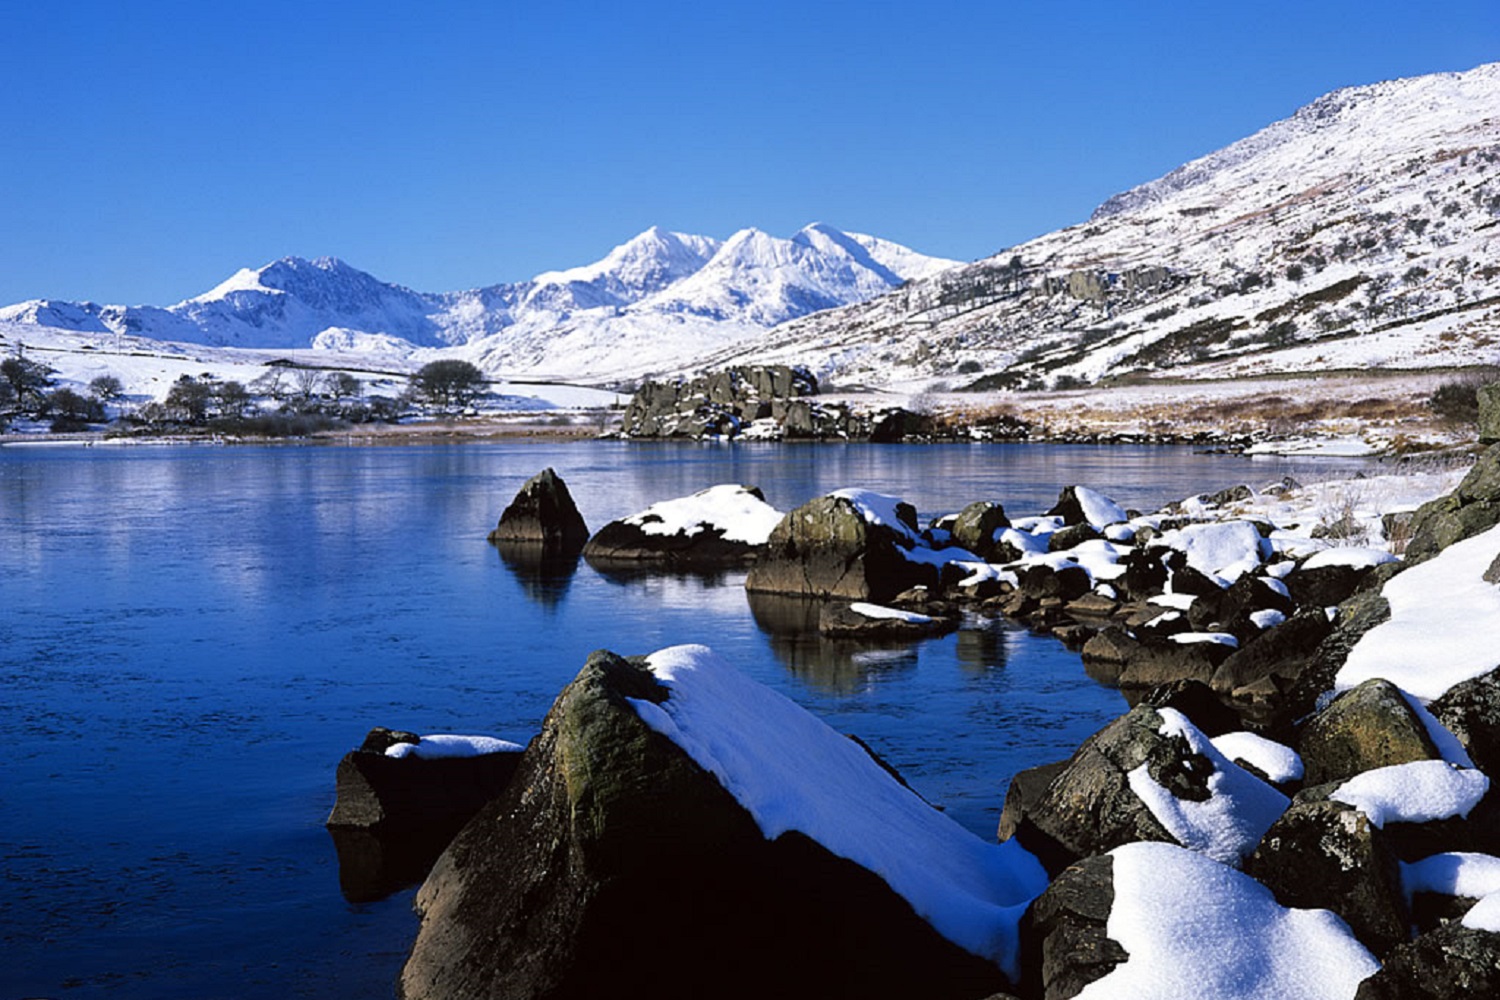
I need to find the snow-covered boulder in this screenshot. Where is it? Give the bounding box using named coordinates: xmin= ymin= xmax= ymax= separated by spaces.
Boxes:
xmin=1029 ymin=842 xmax=1378 ymax=1000
xmin=487 ymin=467 xmax=590 ymax=557
xmin=1299 ymin=679 xmax=1462 ymax=787
xmin=1006 ymin=705 xmax=1287 ymax=874
xmin=1244 ymin=796 xmax=1411 ymax=956
xmin=818 ymin=601 xmax=958 ymax=640
xmin=746 ymin=489 xmax=979 ymax=602
xmin=327 ymin=726 xmax=524 ymax=833
xmin=1048 ymin=485 xmax=1129 ymax=529
xmin=1152 ymin=520 xmax=1272 ymax=588
xmin=582 ymin=484 xmax=782 ymax=569
xmin=402 ymin=647 xmax=1045 ymax=1000
xmin=945 ymin=500 xmax=1011 ymax=561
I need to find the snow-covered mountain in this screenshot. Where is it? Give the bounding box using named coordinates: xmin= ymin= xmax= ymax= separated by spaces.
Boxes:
xmin=698 ymin=62 xmax=1500 ymax=388
xmin=0 ymin=224 xmax=957 ymax=382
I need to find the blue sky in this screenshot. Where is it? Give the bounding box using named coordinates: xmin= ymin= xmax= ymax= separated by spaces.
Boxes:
xmin=1 ymin=1 xmax=1495 ymax=305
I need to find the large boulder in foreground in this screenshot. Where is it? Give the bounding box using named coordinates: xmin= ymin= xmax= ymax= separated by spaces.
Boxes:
xmin=582 ymin=484 xmax=782 ymax=569
xmin=747 ymin=490 xmax=974 ymax=602
xmin=488 ymin=468 xmax=590 ymax=556
xmin=402 ymin=647 xmax=1044 ymax=1000
xmin=1405 ymin=443 xmax=1500 ymax=563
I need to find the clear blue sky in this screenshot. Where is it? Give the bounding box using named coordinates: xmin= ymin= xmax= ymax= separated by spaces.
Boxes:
xmin=2 ymin=1 xmax=1495 ymax=305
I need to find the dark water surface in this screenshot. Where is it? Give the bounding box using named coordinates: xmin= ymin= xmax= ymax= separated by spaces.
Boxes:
xmin=0 ymin=441 xmax=1375 ymax=998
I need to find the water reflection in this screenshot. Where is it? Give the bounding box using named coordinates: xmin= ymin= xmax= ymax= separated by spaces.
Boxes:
xmin=954 ymin=617 xmax=1012 ymax=674
xmin=746 ymin=592 xmax=925 ymax=694
xmin=327 ymin=826 xmax=455 ymax=904
xmin=493 ymin=541 xmax=580 ymax=610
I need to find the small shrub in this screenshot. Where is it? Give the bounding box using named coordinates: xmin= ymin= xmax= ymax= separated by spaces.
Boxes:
xmin=1428 ymin=375 xmax=1487 ymax=424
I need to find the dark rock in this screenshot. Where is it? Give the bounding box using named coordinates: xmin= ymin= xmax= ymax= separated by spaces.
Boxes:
xmin=818 ymin=602 xmax=959 ymax=640
xmin=1011 ymin=705 xmax=1216 ymax=874
xmin=1298 ymin=678 xmax=1444 ymax=786
xmin=1066 ymin=592 xmax=1120 ymax=619
xmin=1018 ymin=855 xmax=1126 ymax=1000
xmin=1480 ymin=382 xmax=1500 ymax=445
xmin=1355 ymin=921 xmax=1500 ymax=999
xmin=326 ymin=729 xmax=523 ymax=833
xmin=1287 ymin=561 xmax=1377 ymax=608
xmin=949 ymin=501 xmax=1011 ymax=560
xmin=488 ymin=468 xmax=590 ymax=556
xmin=1138 ymin=679 xmax=1241 ymax=737
xmin=1048 ymin=523 xmax=1102 ymax=552
xmin=1243 ymin=798 xmax=1409 ymax=957
xmin=583 ymin=485 xmax=773 ymax=569
xmin=1019 ymin=564 xmax=1093 ymax=603
xmin=746 ymin=493 xmax=943 ymax=602
xmin=400 ymin=650 xmax=1015 ymax=1000
xmin=1211 ymin=608 xmax=1335 ymax=707
xmin=868 ymin=406 xmax=934 ymax=442
xmin=1081 ymin=627 xmax=1233 ymax=691
xmin=997 ymin=760 xmax=1069 ymax=843
xmin=1406 ymin=445 xmax=1500 ymax=564
xmin=1116 ymin=548 xmax=1169 ymax=601
xmin=1200 ymin=484 xmax=1254 ymax=508
xmin=1431 ymin=667 xmax=1500 ymax=775
xmin=1283 ymin=578 xmax=1399 ymax=723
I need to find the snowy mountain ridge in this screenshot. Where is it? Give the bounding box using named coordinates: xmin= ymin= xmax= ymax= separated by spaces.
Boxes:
xmin=699 ymin=62 xmax=1500 ymax=389
xmin=0 ymin=224 xmax=957 ymax=382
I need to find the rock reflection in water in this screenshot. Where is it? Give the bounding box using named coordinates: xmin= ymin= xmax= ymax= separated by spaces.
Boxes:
xmin=493 ymin=541 xmax=581 ymax=610
xmin=747 ymin=591 xmax=924 ymax=693
xmin=328 ymin=826 xmax=457 ymax=904
xmin=954 ymin=617 xmax=1012 ymax=674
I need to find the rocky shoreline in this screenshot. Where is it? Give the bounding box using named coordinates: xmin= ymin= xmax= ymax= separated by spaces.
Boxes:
xmin=329 ymin=446 xmax=1500 ymax=998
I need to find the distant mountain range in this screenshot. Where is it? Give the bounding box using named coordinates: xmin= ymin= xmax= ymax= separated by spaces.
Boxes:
xmin=0 ymin=224 xmax=957 ymax=383
xmin=5 ymin=62 xmax=1498 ymax=394
xmin=697 ymin=61 xmax=1500 ymax=388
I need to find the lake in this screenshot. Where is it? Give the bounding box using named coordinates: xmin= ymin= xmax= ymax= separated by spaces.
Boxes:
xmin=0 ymin=440 xmax=1377 ymax=998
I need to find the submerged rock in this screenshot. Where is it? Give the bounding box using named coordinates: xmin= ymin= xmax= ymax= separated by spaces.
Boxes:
xmin=488 ymin=467 xmax=590 ymax=556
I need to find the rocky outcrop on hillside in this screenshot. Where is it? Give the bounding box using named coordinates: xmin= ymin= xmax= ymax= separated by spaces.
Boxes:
xmin=619 ymin=365 xmax=818 ymax=437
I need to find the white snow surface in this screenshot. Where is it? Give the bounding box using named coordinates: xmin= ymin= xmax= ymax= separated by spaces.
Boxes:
xmin=1076 ymin=841 xmax=1379 ymax=1000
xmin=1402 ymin=852 xmax=1500 ymax=902
xmin=384 ymin=734 xmax=523 ymax=759
xmin=1169 ymin=632 xmax=1239 ymax=648
xmin=623 ymin=485 xmax=783 ymax=545
xmin=1250 ymin=608 xmax=1288 ymax=630
xmin=1126 ymin=708 xmax=1289 ymax=866
xmin=1210 ymin=732 xmax=1305 ymax=783
xmin=848 ymin=602 xmax=935 ymax=624
xmin=1074 ymin=486 xmax=1129 ymax=528
xmin=1331 ymin=761 xmax=1490 ymax=828
xmin=1336 ymin=522 xmax=1500 ymax=701
xmin=1158 ymin=521 xmax=1270 ymax=587
xmin=630 ymin=644 xmax=1048 ymax=975
xmin=1463 ymin=892 xmax=1500 ymax=932
xmin=1302 ymin=547 xmax=1399 ymax=571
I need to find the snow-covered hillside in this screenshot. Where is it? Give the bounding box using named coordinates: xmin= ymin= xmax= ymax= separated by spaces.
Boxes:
xmin=0 ymin=223 xmax=957 ymax=385
xmin=699 ymin=62 xmax=1500 ymax=389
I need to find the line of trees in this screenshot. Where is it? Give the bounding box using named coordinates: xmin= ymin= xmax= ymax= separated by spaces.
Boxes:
xmin=3 ymin=353 xmax=494 ymax=434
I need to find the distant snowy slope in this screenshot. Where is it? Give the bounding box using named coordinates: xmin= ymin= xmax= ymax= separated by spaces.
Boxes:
xmin=0 ymin=224 xmax=958 ymax=382
xmin=701 ymin=62 xmax=1500 ymax=388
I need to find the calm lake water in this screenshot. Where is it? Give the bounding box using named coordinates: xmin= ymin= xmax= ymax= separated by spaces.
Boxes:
xmin=0 ymin=440 xmax=1377 ymax=999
